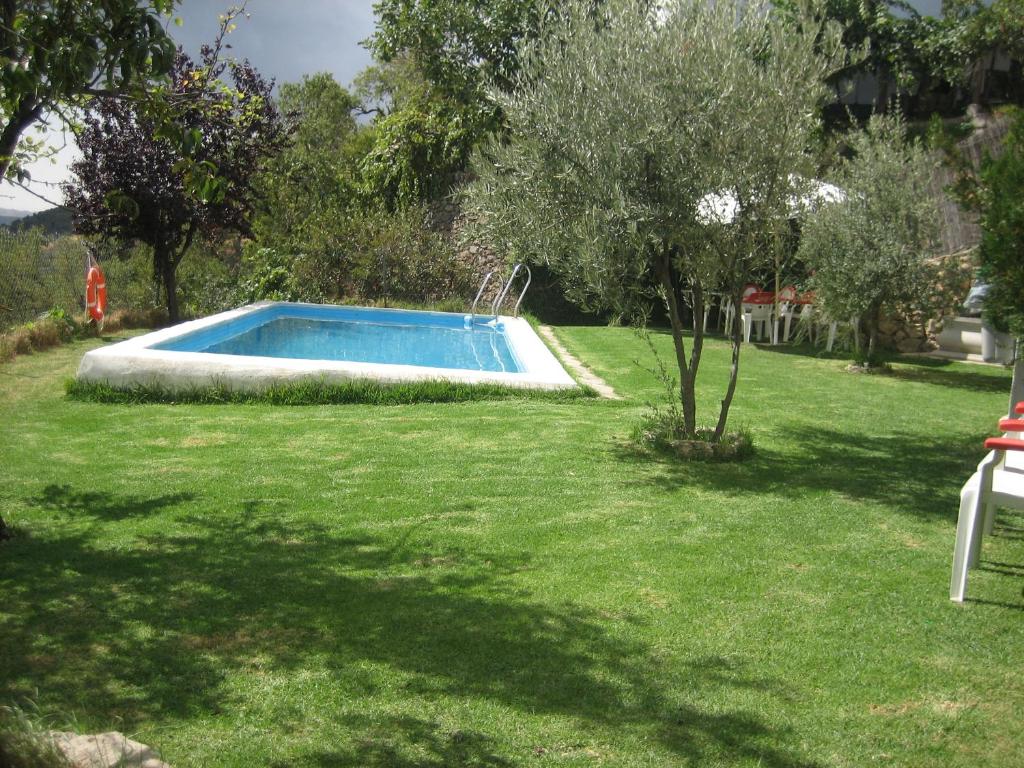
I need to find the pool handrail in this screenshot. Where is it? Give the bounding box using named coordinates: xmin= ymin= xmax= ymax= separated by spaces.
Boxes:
xmin=492 ymin=264 xmax=520 ymax=318
xmin=512 ymin=265 xmax=532 ymax=317
xmin=470 ymin=270 xmax=502 ymax=324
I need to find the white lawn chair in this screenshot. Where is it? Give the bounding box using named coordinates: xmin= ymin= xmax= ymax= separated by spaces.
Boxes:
xmin=788 ymin=303 xmax=817 ymax=344
xmin=739 ymin=285 xmax=772 ymax=343
xmin=723 ymin=285 xmax=759 ymax=337
xmin=742 ymin=302 xmax=772 ymax=342
xmin=825 ymin=316 xmax=860 ymax=353
xmin=950 ymin=405 xmax=1024 ymax=602
xmin=772 ymin=285 xmax=799 ymax=344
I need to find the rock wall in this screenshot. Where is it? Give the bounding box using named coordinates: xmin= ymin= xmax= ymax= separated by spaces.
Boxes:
xmin=877 ymin=249 xmax=976 ymax=352
xmin=427 ymin=196 xmax=505 ymax=301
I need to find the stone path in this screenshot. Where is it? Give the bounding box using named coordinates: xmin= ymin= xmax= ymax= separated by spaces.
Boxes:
xmin=538 ymin=325 xmax=621 ymax=399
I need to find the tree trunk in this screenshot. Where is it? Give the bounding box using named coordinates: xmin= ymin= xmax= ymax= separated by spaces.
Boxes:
xmin=656 ymin=247 xmax=695 ymax=436
xmin=0 ymin=97 xmax=43 ymax=181
xmin=158 ymin=245 xmax=181 ymax=324
xmin=714 ymin=288 xmax=744 ymax=441
xmin=1008 ymin=342 xmax=1024 ymax=418
xmin=865 ymin=303 xmax=882 ymax=365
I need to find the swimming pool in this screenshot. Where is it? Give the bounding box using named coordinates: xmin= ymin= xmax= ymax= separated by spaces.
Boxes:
xmin=76 ymin=301 xmax=577 ymax=391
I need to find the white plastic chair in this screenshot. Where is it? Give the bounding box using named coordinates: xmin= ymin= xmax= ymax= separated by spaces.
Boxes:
xmin=950 ymin=406 xmax=1024 ymax=602
xmin=742 ymin=303 xmax=772 ymax=342
xmin=723 ymin=284 xmax=759 ymax=337
xmin=772 ymin=285 xmax=799 ymax=344
xmin=825 ymin=316 xmax=860 ymax=353
xmin=739 ymin=285 xmax=770 ymax=343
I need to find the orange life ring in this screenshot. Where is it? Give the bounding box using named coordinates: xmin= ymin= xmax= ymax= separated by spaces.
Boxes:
xmin=86 ymin=265 xmax=107 ymax=323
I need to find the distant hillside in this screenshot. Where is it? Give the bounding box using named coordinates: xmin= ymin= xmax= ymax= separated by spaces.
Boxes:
xmin=6 ymin=206 xmax=73 ymax=236
xmin=0 ymin=206 xmax=33 ymax=226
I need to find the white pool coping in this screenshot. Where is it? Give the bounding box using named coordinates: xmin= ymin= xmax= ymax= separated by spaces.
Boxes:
xmin=76 ymin=301 xmax=578 ymax=392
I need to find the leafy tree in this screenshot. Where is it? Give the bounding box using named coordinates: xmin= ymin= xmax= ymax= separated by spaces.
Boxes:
xmin=279 ymin=73 xmax=358 ymax=157
xmin=970 ymin=107 xmax=1024 ymax=408
xmin=368 ymin=0 xmax=547 ymax=119
xmin=802 ymin=0 xmax=927 ymax=113
xmin=64 ymin=48 xmax=289 ymax=323
xmin=256 ymin=72 xmax=362 ymax=241
xmin=254 ymin=73 xmax=367 ymax=278
xmin=797 ymin=114 xmax=940 ymax=364
xmin=0 ymin=0 xmax=178 ymax=181
xmin=353 ymin=53 xmax=432 ymax=118
xmin=360 ymin=99 xmax=477 ymax=211
xmin=922 ymin=0 xmax=1024 ymax=107
xmin=977 ymin=109 xmax=1024 ymax=338
xmin=466 ymin=0 xmax=843 ymax=441
xmin=363 ymin=1 xmax=619 ymax=208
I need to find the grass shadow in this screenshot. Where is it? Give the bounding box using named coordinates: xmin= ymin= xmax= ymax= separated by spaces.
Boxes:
xmin=305 ymin=715 xmax=514 ymax=767
xmin=614 ymin=424 xmax=981 ymax=521
xmin=29 ymin=483 xmax=195 ymax=521
xmin=2 ymin=485 xmax=820 ymax=767
xmin=886 ymin=356 xmax=1011 ymax=394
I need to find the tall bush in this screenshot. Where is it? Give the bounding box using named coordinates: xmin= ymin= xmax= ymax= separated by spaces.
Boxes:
xmin=797 ymin=114 xmax=940 ymax=364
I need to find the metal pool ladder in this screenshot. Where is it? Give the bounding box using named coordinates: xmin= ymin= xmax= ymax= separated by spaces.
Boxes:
xmin=466 ymin=264 xmax=532 ymax=328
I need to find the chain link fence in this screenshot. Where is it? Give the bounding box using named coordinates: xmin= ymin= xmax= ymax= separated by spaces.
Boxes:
xmin=0 ymin=229 xmax=159 ymax=332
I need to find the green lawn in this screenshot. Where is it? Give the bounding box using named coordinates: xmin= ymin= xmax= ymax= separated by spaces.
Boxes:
xmin=1 ymin=327 xmax=1022 ymax=767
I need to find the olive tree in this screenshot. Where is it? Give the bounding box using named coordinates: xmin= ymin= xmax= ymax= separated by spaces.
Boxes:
xmin=465 ymin=0 xmax=844 ymax=441
xmin=797 ymin=114 xmax=939 ymax=364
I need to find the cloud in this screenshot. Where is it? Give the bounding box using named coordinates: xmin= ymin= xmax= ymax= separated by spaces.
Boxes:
xmin=172 ymin=0 xmax=377 ymax=89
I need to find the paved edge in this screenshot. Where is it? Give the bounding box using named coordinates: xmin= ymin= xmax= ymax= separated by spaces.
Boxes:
xmin=537 ymin=325 xmax=621 ymax=400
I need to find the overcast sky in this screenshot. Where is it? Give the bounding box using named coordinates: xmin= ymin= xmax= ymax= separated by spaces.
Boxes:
xmin=1 ymin=0 xmax=947 ymax=213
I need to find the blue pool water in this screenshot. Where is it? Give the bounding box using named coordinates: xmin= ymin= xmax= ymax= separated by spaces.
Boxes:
xmin=153 ymin=304 xmax=523 ymax=373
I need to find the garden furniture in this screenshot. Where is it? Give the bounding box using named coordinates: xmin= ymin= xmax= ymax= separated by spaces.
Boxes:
xmin=950 ymin=402 xmax=1024 ymax=601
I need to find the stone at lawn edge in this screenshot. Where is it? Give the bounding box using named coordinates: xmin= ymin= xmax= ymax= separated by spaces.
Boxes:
xmin=51 ymin=731 xmax=170 ymax=768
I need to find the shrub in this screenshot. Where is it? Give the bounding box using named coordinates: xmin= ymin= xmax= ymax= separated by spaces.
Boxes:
xmin=0 ymin=705 xmax=70 ymax=768
xmin=254 ymin=205 xmax=475 ymax=307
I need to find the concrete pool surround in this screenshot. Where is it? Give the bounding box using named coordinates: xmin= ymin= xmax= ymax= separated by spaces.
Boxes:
xmin=76 ymin=301 xmax=578 ymax=392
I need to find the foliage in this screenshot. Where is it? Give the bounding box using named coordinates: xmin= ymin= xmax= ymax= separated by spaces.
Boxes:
xmin=362 ymin=1 xmax=603 ymax=207
xmin=791 ymin=0 xmax=926 ymax=111
xmin=919 ymin=0 xmax=1024 ymax=105
xmin=466 ymin=0 xmax=843 ymax=440
xmin=976 ymin=107 xmax=1024 ymax=336
xmin=777 ymin=0 xmax=1024 ymax=117
xmin=0 ymin=0 xmax=178 ymax=182
xmin=368 ymin=0 xmax=549 ymax=123
xmin=255 ymin=202 xmax=474 ymax=306
xmin=279 ymin=73 xmax=358 ymax=156
xmin=0 ymin=704 xmax=69 ymax=768
xmin=254 ymin=73 xmax=364 ymax=250
xmin=235 ymin=245 xmax=303 ymax=304
xmin=64 ymin=48 xmax=289 ymax=323
xmin=798 ymin=114 xmax=940 ymax=363
xmin=66 ymin=376 xmax=596 ymax=406
xmin=353 ymin=54 xmax=429 ymax=117
xmin=360 ymin=99 xmax=479 ymax=211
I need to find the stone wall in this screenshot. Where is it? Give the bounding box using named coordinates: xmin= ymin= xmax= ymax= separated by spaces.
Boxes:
xmin=427 ymin=196 xmax=505 ymax=301
xmin=877 ymin=249 xmax=976 ymax=352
